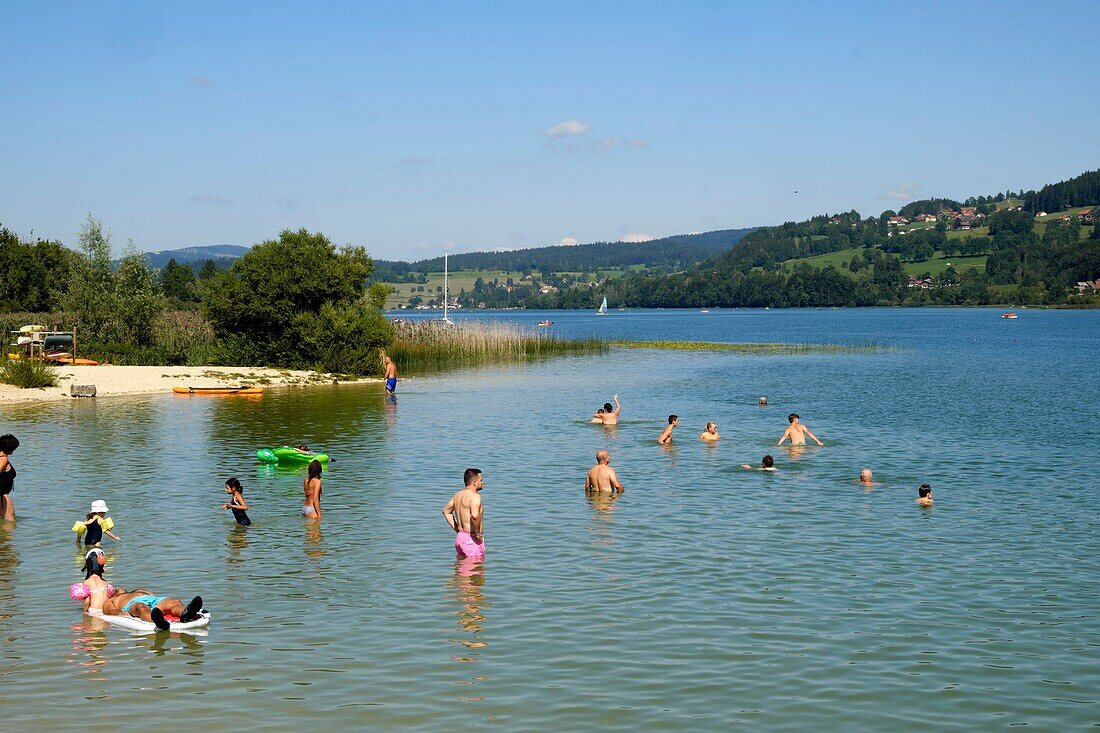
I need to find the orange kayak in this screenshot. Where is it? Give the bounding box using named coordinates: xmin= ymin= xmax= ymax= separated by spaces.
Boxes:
xmin=172 ymin=386 xmax=264 ymax=395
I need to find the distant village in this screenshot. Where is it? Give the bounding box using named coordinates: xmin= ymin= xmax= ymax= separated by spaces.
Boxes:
xmin=885 ymin=206 xmax=1094 ymax=236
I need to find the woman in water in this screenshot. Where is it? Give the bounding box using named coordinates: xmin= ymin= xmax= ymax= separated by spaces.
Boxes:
xmin=221 ymin=477 xmax=251 ymax=526
xmin=0 ymin=434 xmax=20 ymax=521
xmin=75 ymin=548 xmax=204 ymax=630
xmin=302 ymin=460 xmax=323 ymax=519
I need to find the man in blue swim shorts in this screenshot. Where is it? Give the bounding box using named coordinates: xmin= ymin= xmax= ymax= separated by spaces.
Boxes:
xmin=384 ymin=356 xmax=398 ymax=395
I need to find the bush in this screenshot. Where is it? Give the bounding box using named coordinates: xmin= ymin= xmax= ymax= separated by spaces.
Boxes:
xmin=0 ymin=359 xmax=59 ymax=388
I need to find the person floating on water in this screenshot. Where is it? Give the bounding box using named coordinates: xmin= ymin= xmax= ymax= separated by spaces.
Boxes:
xmin=0 ymin=433 xmax=19 ymax=521
xmin=917 ymin=483 xmax=933 ymax=506
xmin=585 ymin=450 xmax=624 ymax=494
xmin=777 ymin=413 xmax=824 ymax=446
xmin=443 ymin=468 xmax=485 ymax=559
xmin=700 ymin=421 xmax=720 ymax=442
xmin=383 ymin=355 xmax=398 ymax=396
xmin=859 ymin=468 xmax=874 ymax=485
xmin=593 ymin=394 xmax=621 ymax=426
xmin=658 ymin=415 xmax=678 ymax=444
xmin=72 ymin=500 xmax=121 ymax=546
xmin=742 ymin=455 xmax=776 ymax=471
xmin=74 ymin=548 xmax=204 ymax=631
xmin=758 ymin=396 xmax=768 ymax=406
xmin=221 ymin=477 xmax=251 ymax=526
xmin=302 ymin=460 xmax=323 ymax=519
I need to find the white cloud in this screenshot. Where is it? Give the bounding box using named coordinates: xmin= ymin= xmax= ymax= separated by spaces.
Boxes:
xmin=542 ymin=120 xmax=591 ymax=138
xmin=884 ymin=182 xmax=920 ymax=201
xmin=621 ymin=233 xmax=655 ymax=243
xmin=556 ymin=236 xmax=579 ymax=246
xmin=188 ymin=193 xmax=233 ymax=205
xmin=397 ymin=155 xmax=435 ymax=167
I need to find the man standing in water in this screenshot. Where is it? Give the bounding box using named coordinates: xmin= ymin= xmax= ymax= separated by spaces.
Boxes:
xmin=658 ymin=415 xmax=678 ymax=444
xmin=699 ymin=421 xmax=720 ymax=442
xmin=383 ymin=355 xmax=398 ymax=396
xmin=594 ymin=394 xmax=621 ymax=426
xmin=585 ymin=450 xmax=624 ymax=494
xmin=443 ymin=468 xmax=485 ymax=559
xmin=777 ymin=413 xmax=824 ymax=446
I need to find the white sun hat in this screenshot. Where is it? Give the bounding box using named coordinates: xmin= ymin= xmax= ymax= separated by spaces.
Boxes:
xmin=90 ymin=500 xmax=109 ymax=513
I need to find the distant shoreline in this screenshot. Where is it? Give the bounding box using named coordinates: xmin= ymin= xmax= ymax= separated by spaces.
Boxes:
xmin=0 ymin=365 xmax=378 ymax=405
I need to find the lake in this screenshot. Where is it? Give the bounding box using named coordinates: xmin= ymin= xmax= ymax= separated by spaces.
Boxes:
xmin=1 ymin=308 xmax=1098 ymax=731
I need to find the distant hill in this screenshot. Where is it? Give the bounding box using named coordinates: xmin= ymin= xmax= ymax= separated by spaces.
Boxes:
xmin=373 ymin=228 xmax=756 ymax=279
xmin=145 ymin=244 xmax=250 ymax=269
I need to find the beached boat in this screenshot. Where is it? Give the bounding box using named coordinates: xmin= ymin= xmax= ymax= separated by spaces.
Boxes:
xmin=172 ymin=386 xmax=264 ymax=395
xmin=1002 ymin=312 xmax=1018 ymax=319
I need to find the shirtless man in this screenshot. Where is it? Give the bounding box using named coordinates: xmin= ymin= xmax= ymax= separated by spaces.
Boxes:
xmin=699 ymin=421 xmax=720 ymax=442
xmin=777 ymin=413 xmax=823 ymax=446
xmin=383 ymin=356 xmax=398 ymax=396
xmin=594 ymin=395 xmax=621 ymax=426
xmin=741 ymin=455 xmax=776 ymax=471
xmin=658 ymin=415 xmax=678 ymax=444
xmin=585 ymin=450 xmax=624 ymax=494
xmin=917 ymin=483 xmax=933 ymax=507
xmin=443 ymin=468 xmax=485 ymax=558
xmin=859 ymin=468 xmax=874 ymax=485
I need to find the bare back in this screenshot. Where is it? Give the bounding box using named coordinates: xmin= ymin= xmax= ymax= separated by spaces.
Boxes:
xmin=445 ymin=488 xmax=483 ymax=534
xmin=585 ymin=463 xmax=622 ymax=493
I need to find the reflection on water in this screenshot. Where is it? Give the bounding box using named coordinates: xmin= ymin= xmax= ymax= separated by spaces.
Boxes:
xmin=1 ymin=310 xmax=1098 ymax=731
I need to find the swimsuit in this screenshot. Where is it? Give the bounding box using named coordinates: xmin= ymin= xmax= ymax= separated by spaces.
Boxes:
xmin=455 ymin=530 xmax=485 ymax=559
xmin=301 ymin=505 xmax=316 ymax=516
xmin=0 ymin=464 xmax=14 ymax=496
xmin=72 ymin=516 xmax=114 ymax=545
xmin=385 ymin=377 xmax=397 ymax=392
xmin=231 ymin=507 xmax=252 ymax=526
xmin=121 ymin=595 xmax=167 ymax=614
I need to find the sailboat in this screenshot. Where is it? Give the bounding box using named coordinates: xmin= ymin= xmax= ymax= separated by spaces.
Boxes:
xmin=597 ymin=296 xmax=608 ymax=315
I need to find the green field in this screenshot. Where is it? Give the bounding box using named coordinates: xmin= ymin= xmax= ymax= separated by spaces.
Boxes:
xmin=781 ymin=247 xmax=986 ymax=277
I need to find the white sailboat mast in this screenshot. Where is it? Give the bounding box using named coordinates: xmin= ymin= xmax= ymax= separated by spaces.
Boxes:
xmin=443 ymin=246 xmax=449 ymax=322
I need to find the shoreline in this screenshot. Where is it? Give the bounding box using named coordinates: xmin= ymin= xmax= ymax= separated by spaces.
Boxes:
xmin=0 ymin=365 xmax=378 ymax=405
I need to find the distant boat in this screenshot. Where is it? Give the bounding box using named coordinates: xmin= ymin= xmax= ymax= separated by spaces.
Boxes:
xmin=1002 ymin=312 xmax=1018 ymax=319
xmin=598 ymin=296 xmax=608 ymax=315
xmin=538 ymin=320 xmax=553 ymax=327
xmin=700 ymin=308 xmax=710 ymax=313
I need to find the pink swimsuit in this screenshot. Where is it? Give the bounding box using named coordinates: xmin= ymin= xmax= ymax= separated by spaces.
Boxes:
xmin=455 ymin=530 xmax=485 ymax=559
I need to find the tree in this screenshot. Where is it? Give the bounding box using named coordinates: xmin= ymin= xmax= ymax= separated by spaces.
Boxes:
xmin=202 ymin=228 xmax=391 ymax=374
xmin=160 ymin=258 xmax=197 ymax=302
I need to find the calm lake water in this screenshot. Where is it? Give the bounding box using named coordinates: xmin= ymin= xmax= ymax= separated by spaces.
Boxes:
xmin=1 ymin=308 xmax=1098 ymax=731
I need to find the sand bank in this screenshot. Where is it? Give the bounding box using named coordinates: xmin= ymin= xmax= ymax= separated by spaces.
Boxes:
xmin=0 ymin=365 xmax=376 ymax=404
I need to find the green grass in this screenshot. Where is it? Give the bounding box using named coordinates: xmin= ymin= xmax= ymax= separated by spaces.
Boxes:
xmin=609 ymin=340 xmax=886 ymax=354
xmin=0 ymin=358 xmax=60 ymax=388
xmin=389 ymin=319 xmax=606 ymax=372
xmin=902 ymin=254 xmax=987 ymax=276
xmin=781 ymin=247 xmax=863 ymax=274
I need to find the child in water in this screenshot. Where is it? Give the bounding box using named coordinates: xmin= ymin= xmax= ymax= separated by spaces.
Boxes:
xmin=221 ymin=477 xmax=251 ymax=526
xmin=72 ymin=500 xmax=121 ymax=546
xmin=917 ymin=483 xmax=933 ymax=507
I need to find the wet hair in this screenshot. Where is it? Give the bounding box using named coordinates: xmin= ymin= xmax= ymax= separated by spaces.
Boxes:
xmin=226 ymin=477 xmax=243 ymax=493
xmin=758 ymin=396 xmax=767 ymax=405
xmin=762 ymin=455 xmax=774 ymax=468
xmin=463 ymin=468 xmax=482 ymax=487
xmin=596 ymin=408 xmax=604 ymax=414
xmin=705 ymin=421 xmax=716 ymax=431
xmin=0 ymin=434 xmax=18 ymax=454
xmin=668 ymin=415 xmax=678 ymax=424
xmin=296 ymin=444 xmax=310 ymax=452
xmin=82 ymin=551 xmax=105 ymax=580
xmin=603 ymin=403 xmax=614 ymax=412
xmin=787 ymin=413 xmax=799 ymax=423
xmin=308 ymin=460 xmax=323 ymax=480
xmin=918 ymin=484 xmax=932 ymax=498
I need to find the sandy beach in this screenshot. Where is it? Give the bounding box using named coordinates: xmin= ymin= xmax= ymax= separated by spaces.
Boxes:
xmin=0 ymin=364 xmax=375 ymax=404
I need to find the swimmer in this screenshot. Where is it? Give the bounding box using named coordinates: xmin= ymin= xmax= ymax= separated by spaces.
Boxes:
xmin=658 ymin=415 xmax=678 ymax=444
xmin=0 ymin=433 xmax=19 ymax=521
xmin=383 ymin=355 xmax=398 ymax=396
xmin=758 ymin=396 xmax=768 ymax=406
xmin=221 ymin=477 xmax=251 ymax=526
xmin=302 ymin=460 xmax=323 ymax=519
xmin=594 ymin=394 xmax=621 ymax=426
xmin=585 ymin=450 xmax=624 ymax=494
xmin=741 ymin=455 xmax=776 ymax=471
xmin=75 ymin=549 xmax=204 ymax=630
xmin=72 ymin=500 xmax=121 ymax=546
xmin=590 ymin=408 xmax=605 ymax=424
xmin=777 ymin=413 xmax=823 ymax=446
xmin=443 ymin=468 xmax=485 ymax=559
xmin=699 ymin=421 xmax=720 ymax=442
xmin=859 ymin=468 xmax=874 ymax=485
xmin=917 ymin=483 xmax=933 ymax=507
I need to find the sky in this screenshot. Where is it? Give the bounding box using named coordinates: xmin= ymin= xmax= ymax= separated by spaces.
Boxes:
xmin=2 ymin=1 xmax=1098 ymax=260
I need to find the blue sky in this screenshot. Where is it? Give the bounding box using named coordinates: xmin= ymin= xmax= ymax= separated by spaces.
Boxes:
xmin=2 ymin=1 xmax=1098 ymax=260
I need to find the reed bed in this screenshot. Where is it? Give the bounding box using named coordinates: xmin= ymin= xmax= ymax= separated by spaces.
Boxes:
xmin=390 ymin=319 xmax=606 ymax=372
xmin=0 ymin=358 xmax=59 ymax=388
xmin=608 ymin=340 xmax=888 ymax=354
